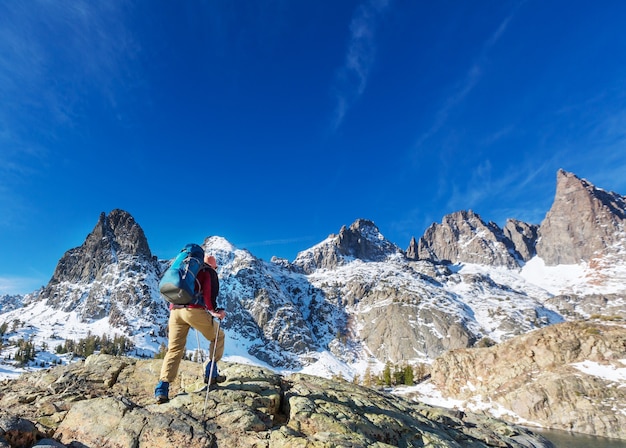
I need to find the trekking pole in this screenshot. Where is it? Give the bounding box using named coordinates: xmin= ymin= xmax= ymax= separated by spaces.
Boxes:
xmin=195 ymin=328 xmax=204 ymax=363
xmin=203 ymin=318 xmax=221 ymax=416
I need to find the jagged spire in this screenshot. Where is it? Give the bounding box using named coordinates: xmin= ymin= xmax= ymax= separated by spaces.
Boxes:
xmin=536 ymin=170 xmax=626 ymax=265
xmin=36 ymin=209 xmax=161 ymax=326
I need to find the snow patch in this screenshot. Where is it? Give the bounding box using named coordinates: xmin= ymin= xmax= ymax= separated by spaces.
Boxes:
xmin=571 ymin=360 xmax=626 ymax=383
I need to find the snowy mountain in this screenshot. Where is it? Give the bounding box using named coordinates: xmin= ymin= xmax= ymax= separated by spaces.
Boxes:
xmin=0 ymin=169 xmax=625 ymax=384
xmin=0 ymin=294 xmax=24 ymax=314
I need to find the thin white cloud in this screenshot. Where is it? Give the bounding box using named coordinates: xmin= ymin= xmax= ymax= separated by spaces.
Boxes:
xmin=480 ymin=125 xmax=515 ymax=147
xmin=576 ymin=103 xmax=626 ymax=193
xmin=415 ymin=6 xmax=520 ymax=149
xmin=415 ymin=64 xmax=483 ymax=149
xmin=0 ymin=1 xmax=140 ymax=136
xmin=0 ymin=2 xmax=139 ymax=227
xmin=0 ymin=276 xmax=43 ymax=296
xmin=331 ymin=0 xmax=390 ymax=130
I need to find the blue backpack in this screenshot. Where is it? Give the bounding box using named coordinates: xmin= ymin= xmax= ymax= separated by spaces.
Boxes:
xmin=159 ymin=243 xmax=205 ymax=305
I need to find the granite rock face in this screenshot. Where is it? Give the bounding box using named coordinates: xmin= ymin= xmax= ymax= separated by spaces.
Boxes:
xmin=414 ymin=210 xmax=520 ymax=268
xmin=0 ymin=354 xmax=554 ymax=448
xmin=536 ymin=169 xmax=626 ymax=265
xmin=355 ymin=292 xmax=476 ymax=360
xmin=430 ymin=321 xmax=626 ymax=439
xmin=503 ymin=219 xmax=538 ymax=262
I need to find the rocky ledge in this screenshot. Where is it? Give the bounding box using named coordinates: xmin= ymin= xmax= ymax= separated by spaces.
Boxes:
xmin=431 ymin=321 xmax=626 ymax=439
xmin=0 ymin=354 xmax=553 ymax=447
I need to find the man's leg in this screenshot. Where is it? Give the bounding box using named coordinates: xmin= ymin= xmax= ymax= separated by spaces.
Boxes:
xmin=186 ymin=309 xmax=225 ymax=383
xmin=187 ymin=309 xmax=225 ymax=362
xmin=159 ymin=310 xmax=191 ymax=383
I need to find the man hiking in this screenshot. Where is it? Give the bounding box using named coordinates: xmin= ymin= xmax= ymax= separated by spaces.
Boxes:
xmin=155 ymin=253 xmax=226 ymax=403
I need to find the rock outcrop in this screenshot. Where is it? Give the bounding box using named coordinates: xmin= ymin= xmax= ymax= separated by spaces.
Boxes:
xmin=536 ymin=169 xmax=626 ymax=265
xmin=0 ymin=294 xmax=23 ymax=314
xmin=355 ymin=292 xmax=476 ymax=360
xmin=503 ymin=219 xmax=538 ymax=262
xmin=0 ymin=354 xmax=554 ymax=448
xmin=544 ymin=293 xmax=626 ymax=320
xmin=415 ymin=210 xmax=520 ymax=268
xmin=430 ymin=321 xmax=626 ymax=439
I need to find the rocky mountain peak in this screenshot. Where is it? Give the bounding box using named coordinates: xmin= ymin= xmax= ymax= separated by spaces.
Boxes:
xmin=406 ymin=236 xmax=419 ymax=259
xmin=293 ymin=218 xmax=401 ymax=273
xmin=415 ymin=210 xmax=520 ymax=268
xmin=96 ymin=209 xmax=153 ymax=258
xmin=337 ymin=218 xmax=400 ymax=260
xmin=536 ymin=169 xmax=626 ymax=265
xmin=35 ymin=209 xmax=163 ymax=327
xmin=47 ymin=209 xmax=152 ymax=286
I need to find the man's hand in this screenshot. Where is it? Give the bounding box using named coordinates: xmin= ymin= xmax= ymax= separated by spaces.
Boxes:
xmin=210 ymin=308 xmax=226 ymax=320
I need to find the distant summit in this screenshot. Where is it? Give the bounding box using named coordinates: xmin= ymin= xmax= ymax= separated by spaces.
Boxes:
xmin=410 ymin=210 xmax=522 ymax=268
xmin=536 ymin=169 xmax=626 ymax=265
xmin=502 ymin=219 xmax=538 ymax=262
xmin=293 ymin=218 xmax=401 ymax=273
xmin=407 ymin=170 xmax=626 ymax=269
xmin=45 ymin=209 xmax=154 ymax=288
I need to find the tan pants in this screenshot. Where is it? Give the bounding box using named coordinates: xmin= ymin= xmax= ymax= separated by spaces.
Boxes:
xmin=159 ymin=308 xmax=225 ymax=383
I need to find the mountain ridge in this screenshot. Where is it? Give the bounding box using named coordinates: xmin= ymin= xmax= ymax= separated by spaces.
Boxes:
xmin=1 ymin=169 xmax=625 ymax=369
xmin=0 ymin=168 xmax=625 ymax=440
xmin=412 ymin=169 xmax=626 ymax=268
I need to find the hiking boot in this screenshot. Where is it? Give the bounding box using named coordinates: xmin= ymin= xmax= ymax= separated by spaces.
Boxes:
xmin=208 ymin=374 xmax=226 ymax=385
xmin=203 ymin=361 xmax=226 ymax=385
xmin=154 ymin=380 xmax=169 ymax=404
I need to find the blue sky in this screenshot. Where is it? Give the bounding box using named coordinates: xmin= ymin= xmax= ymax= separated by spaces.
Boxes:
xmin=1 ymin=1 xmax=626 ymax=295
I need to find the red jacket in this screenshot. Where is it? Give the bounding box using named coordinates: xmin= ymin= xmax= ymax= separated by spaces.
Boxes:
xmin=196 ymin=265 xmax=219 ymax=311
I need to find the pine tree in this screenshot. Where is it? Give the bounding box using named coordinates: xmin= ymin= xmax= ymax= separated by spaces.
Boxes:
xmin=11 ymin=319 xmax=21 ymax=332
xmin=403 ymin=365 xmax=414 ymax=385
xmin=383 ymin=361 xmax=392 ymax=386
xmin=14 ymin=338 xmax=36 ymax=366
xmin=393 ymin=364 xmax=404 ymax=385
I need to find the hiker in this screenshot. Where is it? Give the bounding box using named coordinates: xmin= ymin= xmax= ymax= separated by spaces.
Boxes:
xmin=154 ymin=254 xmax=226 ymax=403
